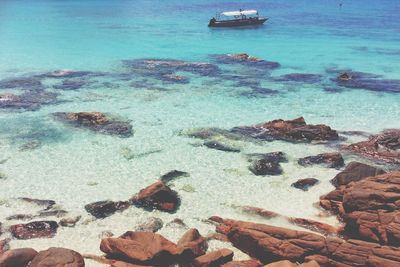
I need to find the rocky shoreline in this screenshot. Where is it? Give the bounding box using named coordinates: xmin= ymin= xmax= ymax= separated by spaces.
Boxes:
xmin=1 ymin=114 xmax=399 ymax=266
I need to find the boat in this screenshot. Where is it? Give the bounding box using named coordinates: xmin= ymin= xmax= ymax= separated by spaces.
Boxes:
xmin=208 ymin=9 xmax=267 ymax=28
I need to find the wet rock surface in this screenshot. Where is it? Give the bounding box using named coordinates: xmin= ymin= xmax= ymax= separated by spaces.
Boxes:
xmin=213 ymin=218 xmax=400 ymax=266
xmin=10 ymin=220 xmax=59 ymax=239
xmin=344 ymin=129 xmax=400 ymax=165
xmin=291 ymin=178 xmax=320 ymax=191
xmin=84 ymin=200 xmax=130 ymax=219
xmin=0 ymin=248 xmax=38 ymax=267
xmin=53 ymin=112 xmax=133 ymax=137
xmin=247 ymin=152 xmax=287 ymax=176
xmin=298 ymin=152 xmax=344 ymax=169
xmin=177 ymin=228 xmax=208 ymax=260
xmin=29 ymin=247 xmax=85 ymax=267
xmin=193 ymin=248 xmax=234 ymax=267
xmin=130 ymin=181 xmax=180 ymax=212
xmin=321 ymin=171 xmax=400 ymax=246
xmin=330 ymin=161 xmax=386 ymax=187
xmin=100 ymin=231 xmax=179 ymax=265
xmin=230 ymin=117 xmax=339 ymax=143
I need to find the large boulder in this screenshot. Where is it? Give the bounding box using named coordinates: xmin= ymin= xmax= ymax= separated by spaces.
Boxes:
xmin=84 ymin=200 xmax=130 ymax=219
xmin=192 ymin=248 xmax=234 ymax=267
xmin=230 ymin=117 xmax=339 ymax=143
xmin=10 ymin=220 xmax=58 ymax=239
xmin=345 ymin=129 xmax=400 ymax=165
xmin=100 ymin=231 xmax=178 ymax=265
xmin=0 ymin=248 xmax=38 ymax=267
xmin=213 ymin=218 xmax=400 ymax=266
xmin=321 ymin=171 xmax=400 ymax=246
xmin=330 ymin=161 xmax=386 ymax=187
xmin=53 ymin=112 xmax=133 ymax=137
xmin=130 ymin=181 xmax=180 ymax=212
xmin=29 ymin=247 xmax=84 ymax=267
xmin=177 ymin=228 xmax=208 ymax=260
xmin=298 ymin=153 xmax=344 ymax=169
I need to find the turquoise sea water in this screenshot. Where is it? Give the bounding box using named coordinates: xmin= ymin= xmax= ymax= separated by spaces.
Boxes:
xmin=1 ymin=0 xmax=400 ymax=264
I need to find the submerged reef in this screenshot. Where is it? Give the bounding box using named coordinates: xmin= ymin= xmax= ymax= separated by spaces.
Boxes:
xmin=53 ymin=112 xmax=133 ymax=137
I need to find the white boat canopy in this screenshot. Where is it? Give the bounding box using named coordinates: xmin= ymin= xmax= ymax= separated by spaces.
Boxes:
xmin=221 ymin=10 xmax=258 ymax=16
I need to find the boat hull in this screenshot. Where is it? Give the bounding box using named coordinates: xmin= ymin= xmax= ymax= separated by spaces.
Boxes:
xmin=208 ymin=18 xmax=267 ymax=28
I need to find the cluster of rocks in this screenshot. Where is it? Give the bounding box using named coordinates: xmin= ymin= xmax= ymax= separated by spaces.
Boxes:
xmin=229 ymin=117 xmax=339 ymax=143
xmin=0 ymin=91 xmax=59 ymax=110
xmin=53 ymin=112 xmax=133 ymax=138
xmin=344 ymin=129 xmax=400 ymax=165
xmin=211 ymin=53 xmax=281 ymax=70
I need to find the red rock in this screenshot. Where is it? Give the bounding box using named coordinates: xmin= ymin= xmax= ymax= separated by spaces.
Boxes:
xmin=330 ymin=161 xmax=386 ymax=187
xmin=193 ymin=249 xmax=234 ymax=267
xmin=0 ymin=248 xmax=38 ymax=267
xmin=344 ymin=210 xmax=400 ymax=245
xmin=345 ymin=129 xmax=400 ymax=164
xmin=85 ymin=200 xmax=130 ymax=219
xmin=321 ymin=171 xmax=400 ymax=245
xmin=298 ymin=152 xmax=344 ymax=169
xmin=231 ymin=117 xmax=339 ymax=143
xmin=100 ymin=231 xmax=178 ymax=265
xmin=342 ymin=172 xmax=400 ymax=212
xmin=222 ymin=259 xmax=262 ymax=267
xmin=10 ymin=220 xmax=58 ymax=239
xmin=130 ymin=181 xmax=180 ymax=212
xmin=214 ymin=218 xmax=400 ymax=266
xmin=263 ymin=260 xmax=296 ymax=267
xmin=177 ymin=228 xmax=208 ymax=260
xmin=29 ymin=247 xmax=84 ymax=267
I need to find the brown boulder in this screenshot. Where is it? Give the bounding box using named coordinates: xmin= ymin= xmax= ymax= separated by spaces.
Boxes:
xmin=214 ymin=218 xmax=400 ymax=266
xmin=29 ymin=247 xmax=84 ymax=267
xmin=100 ymin=231 xmax=178 ymax=265
xmin=345 ymin=129 xmax=400 ymax=165
xmin=0 ymin=248 xmax=38 ymax=267
xmin=321 ymin=171 xmax=400 ymax=245
xmin=193 ymin=248 xmax=234 ymax=267
xmin=330 ymin=161 xmax=386 ymax=187
xmin=344 ymin=210 xmax=400 ymax=245
xmin=342 ymin=171 xmax=400 ymax=212
xmin=130 ymin=181 xmax=180 ymax=212
xmin=230 ymin=117 xmax=339 ymax=143
xmin=177 ymin=228 xmax=208 ymax=260
xmin=10 ymin=220 xmax=58 ymax=239
xmin=84 ymin=200 xmax=130 ymax=219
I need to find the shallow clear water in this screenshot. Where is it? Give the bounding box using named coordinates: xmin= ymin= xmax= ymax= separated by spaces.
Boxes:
xmin=0 ymin=0 xmax=400 ymax=265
